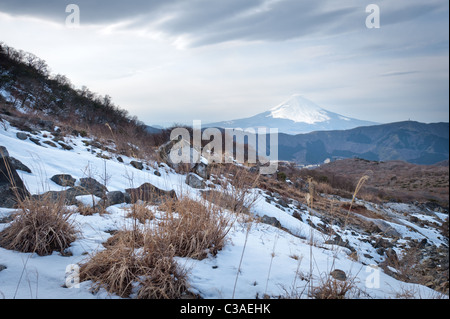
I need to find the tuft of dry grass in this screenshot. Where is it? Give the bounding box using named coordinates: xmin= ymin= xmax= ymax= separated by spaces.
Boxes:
xmin=0 ymin=194 xmax=77 ymax=256
xmin=80 ymin=194 xmax=232 ymax=298
xmin=312 ymin=277 xmax=356 ymax=299
xmin=125 ymin=203 xmax=154 ymax=224
xmin=80 ymin=244 xmax=140 ymax=297
xmin=157 ymin=197 xmax=233 ymax=259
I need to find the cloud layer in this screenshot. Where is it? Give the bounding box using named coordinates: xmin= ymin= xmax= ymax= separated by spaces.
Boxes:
xmin=0 ymin=0 xmax=448 ymax=125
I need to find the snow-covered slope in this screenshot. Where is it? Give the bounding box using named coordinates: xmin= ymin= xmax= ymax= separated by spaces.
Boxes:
xmin=0 ymin=118 xmax=446 ymax=299
xmin=206 ymin=95 xmax=378 ymax=135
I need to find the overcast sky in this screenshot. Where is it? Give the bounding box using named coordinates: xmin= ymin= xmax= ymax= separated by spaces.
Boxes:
xmin=0 ymin=0 xmax=448 ymax=126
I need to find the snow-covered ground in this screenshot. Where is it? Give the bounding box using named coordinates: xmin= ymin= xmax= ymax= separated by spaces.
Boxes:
xmin=0 ymin=119 xmax=447 ymax=299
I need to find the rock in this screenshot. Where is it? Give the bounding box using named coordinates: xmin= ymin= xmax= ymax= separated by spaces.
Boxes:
xmin=106 ymin=191 xmax=130 ymax=206
xmin=32 ymin=186 xmax=90 ymax=205
xmin=130 ymin=161 xmax=144 ymax=170
xmin=325 ymin=235 xmax=356 ymax=252
xmin=9 ymin=157 xmax=31 ymax=173
xmin=29 ymin=137 xmax=41 ymax=145
xmin=154 ymin=170 xmax=161 ymax=177
xmin=43 ymin=140 xmax=57 ymax=148
xmin=125 ymin=183 xmax=177 ymax=204
xmin=79 ymin=178 xmax=108 ymax=197
xmin=0 ymin=146 xmax=9 ymax=157
xmin=0 ymin=146 xmax=30 ymax=208
xmin=16 ymin=132 xmax=28 ymax=140
xmin=371 ymin=219 xmax=402 ymax=238
xmin=373 ymin=237 xmax=394 ymax=249
xmin=0 ymin=264 xmax=6 ymax=272
xmin=58 ymin=142 xmax=73 ymax=150
xmin=158 ymin=138 xmax=200 ymax=171
xmin=330 ymin=269 xmax=347 ymax=281
xmin=277 ymin=198 xmax=289 ymax=208
xmin=51 ymin=174 xmax=76 ymax=187
xmin=260 ymin=215 xmax=282 ymax=228
xmin=191 ymin=161 xmax=210 ymax=180
xmin=185 ymin=173 xmax=206 ymax=189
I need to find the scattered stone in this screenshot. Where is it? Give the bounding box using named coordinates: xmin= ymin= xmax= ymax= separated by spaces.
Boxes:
xmin=58 ymin=142 xmax=73 ymax=150
xmin=260 ymin=215 xmax=282 ymax=228
xmin=43 ymin=140 xmax=57 ymax=148
xmin=29 ymin=137 xmax=41 ymax=145
xmin=191 ymin=161 xmax=210 ymax=180
xmin=106 ymin=191 xmax=130 ymax=206
xmin=330 ymin=269 xmax=347 ymax=281
xmin=325 ymin=235 xmax=356 ymax=252
xmin=154 ymin=170 xmax=161 ymax=177
xmin=130 ymin=161 xmax=144 ymax=170
xmin=158 ymin=138 xmax=200 ymax=171
xmin=79 ymin=178 xmax=108 ymax=197
xmin=0 ymin=264 xmax=6 ymax=272
xmin=185 ymin=173 xmax=206 ymax=189
xmin=16 ymin=132 xmax=28 ymax=140
xmin=371 ymin=219 xmax=402 ymax=238
xmin=9 ymin=157 xmax=31 ymax=173
xmin=51 ymin=174 xmax=76 ymax=187
xmin=0 ymin=146 xmax=30 ymax=208
xmin=125 ymin=183 xmax=177 ymax=204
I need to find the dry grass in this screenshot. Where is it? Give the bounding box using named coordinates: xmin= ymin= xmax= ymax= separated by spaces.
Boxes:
xmin=157 ymin=196 xmax=233 ymax=259
xmin=80 ymin=226 xmax=188 ymax=299
xmin=125 ymin=203 xmax=154 ymax=224
xmin=80 ymin=194 xmax=233 ymax=298
xmin=0 ymin=194 xmax=77 ymax=256
xmin=312 ymin=274 xmax=357 ymax=299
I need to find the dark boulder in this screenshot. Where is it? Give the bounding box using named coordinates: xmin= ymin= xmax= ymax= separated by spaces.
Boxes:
xmin=0 ymin=146 xmax=30 ymax=208
xmin=51 ymin=174 xmax=76 ymax=187
xmin=125 ymin=183 xmax=177 ymax=204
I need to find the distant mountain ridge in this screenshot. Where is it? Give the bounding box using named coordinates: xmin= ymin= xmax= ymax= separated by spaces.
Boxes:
xmin=206 ymin=95 xmax=378 ymax=134
xmin=277 ymin=120 xmax=449 ymax=165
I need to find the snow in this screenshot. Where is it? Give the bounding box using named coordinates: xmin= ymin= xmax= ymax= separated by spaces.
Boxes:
xmin=269 ymin=95 xmax=330 ymax=124
xmin=0 ymin=120 xmax=447 ymax=299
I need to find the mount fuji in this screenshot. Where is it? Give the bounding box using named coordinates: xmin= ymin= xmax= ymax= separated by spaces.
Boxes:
xmin=206 ymin=95 xmax=378 ymax=135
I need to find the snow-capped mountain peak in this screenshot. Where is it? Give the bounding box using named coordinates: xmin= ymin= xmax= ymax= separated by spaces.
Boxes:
xmin=206 ymin=94 xmax=379 ymax=135
xmin=268 ymin=95 xmax=330 ymax=124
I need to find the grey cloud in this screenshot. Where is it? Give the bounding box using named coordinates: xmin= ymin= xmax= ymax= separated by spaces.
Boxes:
xmin=0 ymin=0 xmax=447 ymax=47
xmin=0 ymin=0 xmax=174 ymax=23
xmin=380 ymin=71 xmax=420 ymax=77
xmin=157 ymin=0 xmax=363 ymax=46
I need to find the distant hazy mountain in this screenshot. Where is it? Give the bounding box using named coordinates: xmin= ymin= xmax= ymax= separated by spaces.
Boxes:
xmin=206 ymin=95 xmax=378 ymax=134
xmin=277 ymin=121 xmax=449 ymax=165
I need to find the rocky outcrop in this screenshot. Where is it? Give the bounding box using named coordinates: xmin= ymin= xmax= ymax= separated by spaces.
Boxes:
xmin=158 ymin=138 xmax=199 ymax=171
xmin=0 ymin=146 xmax=30 ymax=208
xmin=185 ymin=173 xmax=206 ymax=189
xmin=79 ymin=177 xmax=108 ymax=198
xmin=105 ymin=191 xmax=130 ymax=206
xmin=125 ymin=183 xmax=177 ymax=204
